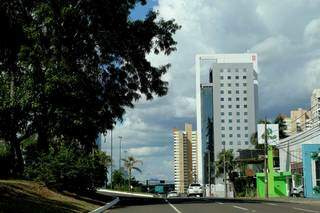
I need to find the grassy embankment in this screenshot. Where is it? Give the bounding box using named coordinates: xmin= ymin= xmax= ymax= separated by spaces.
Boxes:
xmin=0 ymin=180 xmax=106 ymax=213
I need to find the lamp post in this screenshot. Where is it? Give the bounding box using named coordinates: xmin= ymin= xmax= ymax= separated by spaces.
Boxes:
xmin=110 ymin=130 xmax=113 ymax=189
xmin=118 ymin=136 xmax=122 ymax=170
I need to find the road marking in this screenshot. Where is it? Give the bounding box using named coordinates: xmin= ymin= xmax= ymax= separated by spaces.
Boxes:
xmin=216 ymin=202 xmax=223 ymax=204
xmin=266 ymin=203 xmax=278 ymax=206
xmin=166 ymin=200 xmax=182 ymax=213
xmin=292 ymin=207 xmax=319 ymax=213
xmin=233 ymin=205 xmax=249 ymax=211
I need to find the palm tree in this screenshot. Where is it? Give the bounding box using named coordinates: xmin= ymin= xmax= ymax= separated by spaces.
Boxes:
xmin=122 ymin=156 xmax=143 ymax=191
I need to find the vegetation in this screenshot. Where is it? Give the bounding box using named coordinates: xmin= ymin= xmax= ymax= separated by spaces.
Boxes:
xmin=122 ymin=156 xmax=143 ymax=191
xmin=0 ymin=0 xmax=179 ymax=195
xmin=0 ymin=180 xmax=104 ymax=213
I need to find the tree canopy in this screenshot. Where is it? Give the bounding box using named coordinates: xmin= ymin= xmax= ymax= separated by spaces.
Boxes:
xmin=0 ymin=0 xmax=180 ymax=178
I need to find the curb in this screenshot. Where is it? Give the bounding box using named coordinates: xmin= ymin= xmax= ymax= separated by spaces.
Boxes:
xmin=89 ymin=197 xmax=120 ymax=213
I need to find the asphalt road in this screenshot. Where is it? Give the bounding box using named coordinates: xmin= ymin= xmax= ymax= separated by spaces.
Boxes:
xmin=108 ymin=198 xmax=320 ymax=213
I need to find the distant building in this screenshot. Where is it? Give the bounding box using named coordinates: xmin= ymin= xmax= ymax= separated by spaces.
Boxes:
xmin=290 ymin=108 xmax=311 ymax=134
xmin=311 ymin=89 xmax=320 ymax=127
xmin=283 ymin=116 xmax=292 ymax=136
xmin=196 ymin=53 xmax=258 ymax=184
xmin=173 ymin=123 xmax=198 ymax=194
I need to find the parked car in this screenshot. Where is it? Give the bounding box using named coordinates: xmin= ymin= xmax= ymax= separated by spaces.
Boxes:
xmin=187 ymin=183 xmax=203 ymax=197
xmin=167 ymin=191 xmax=179 ymax=198
xmin=291 ymin=185 xmax=304 ymax=197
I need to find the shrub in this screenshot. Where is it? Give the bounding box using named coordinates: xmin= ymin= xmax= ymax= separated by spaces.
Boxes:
xmin=0 ymin=142 xmax=12 ymax=178
xmin=24 ymin=143 xmax=109 ymax=192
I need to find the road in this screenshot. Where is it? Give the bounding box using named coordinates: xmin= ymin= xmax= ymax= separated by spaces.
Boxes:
xmin=107 ymin=198 xmax=320 ymax=213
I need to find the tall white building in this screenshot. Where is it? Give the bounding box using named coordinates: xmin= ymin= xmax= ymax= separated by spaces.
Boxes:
xmin=311 ymin=89 xmax=320 ymax=126
xmin=195 ymin=53 xmax=259 ymax=184
xmin=173 ymin=123 xmax=198 ymax=194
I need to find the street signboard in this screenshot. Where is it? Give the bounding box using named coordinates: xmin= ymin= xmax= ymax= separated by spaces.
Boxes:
xmin=257 ymin=124 xmax=279 ymax=145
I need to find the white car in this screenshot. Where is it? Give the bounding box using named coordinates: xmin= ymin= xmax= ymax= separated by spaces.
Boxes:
xmin=187 ymin=183 xmax=203 ymax=197
xmin=291 ymin=185 xmax=304 ymax=197
xmin=167 ymin=191 xmax=179 ymax=198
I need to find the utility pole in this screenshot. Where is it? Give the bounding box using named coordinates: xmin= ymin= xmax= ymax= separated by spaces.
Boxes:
xmin=264 ymin=118 xmax=269 ymax=198
xmin=118 ymin=136 xmax=122 ymax=170
xmin=110 ymin=130 xmax=113 ymax=189
xmin=223 ymin=144 xmax=227 ymax=198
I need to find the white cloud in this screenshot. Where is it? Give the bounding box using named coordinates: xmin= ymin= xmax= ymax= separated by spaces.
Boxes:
xmin=109 ymin=0 xmax=320 ymax=182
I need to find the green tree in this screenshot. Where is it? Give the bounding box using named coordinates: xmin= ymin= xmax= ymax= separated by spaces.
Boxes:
xmin=122 ymin=156 xmax=142 ymax=191
xmin=0 ymin=0 xmax=180 ymax=176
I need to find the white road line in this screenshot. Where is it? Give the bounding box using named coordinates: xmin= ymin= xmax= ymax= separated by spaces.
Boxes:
xmin=266 ymin=203 xmax=278 ymax=206
xmin=216 ymin=202 xmax=224 ymax=204
xmin=233 ymin=205 xmax=249 ymax=211
xmin=166 ymin=200 xmax=182 ymax=213
xmin=292 ymin=207 xmax=319 ymax=213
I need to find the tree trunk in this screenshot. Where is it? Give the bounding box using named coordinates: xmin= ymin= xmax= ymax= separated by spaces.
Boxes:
xmin=12 ymin=136 xmax=24 ymax=176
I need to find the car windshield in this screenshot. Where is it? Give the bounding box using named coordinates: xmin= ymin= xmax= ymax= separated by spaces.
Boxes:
xmin=190 ymin=184 xmax=201 ymax=187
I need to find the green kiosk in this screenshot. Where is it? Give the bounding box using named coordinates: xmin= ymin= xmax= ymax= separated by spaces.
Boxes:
xmin=256 ymin=147 xmax=291 ymax=198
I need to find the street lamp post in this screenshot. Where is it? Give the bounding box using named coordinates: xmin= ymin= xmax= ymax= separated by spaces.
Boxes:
xmin=119 ymin=136 xmax=122 ymax=170
xmin=110 ymin=130 xmax=113 ymax=189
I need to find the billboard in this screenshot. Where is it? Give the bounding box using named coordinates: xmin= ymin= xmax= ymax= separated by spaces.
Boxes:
xmin=257 ymin=124 xmax=279 ymax=145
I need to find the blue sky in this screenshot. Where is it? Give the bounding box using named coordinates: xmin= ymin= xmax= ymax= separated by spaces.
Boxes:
xmin=102 ymin=0 xmax=320 ymax=183
xmin=130 ymin=0 xmax=158 ymax=20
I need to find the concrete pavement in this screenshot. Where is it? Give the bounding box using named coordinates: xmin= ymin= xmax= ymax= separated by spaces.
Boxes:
xmin=108 ymin=198 xmax=320 ymax=213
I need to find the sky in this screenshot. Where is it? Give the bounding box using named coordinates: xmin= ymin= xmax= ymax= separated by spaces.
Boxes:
xmin=102 ymin=0 xmax=320 ymax=183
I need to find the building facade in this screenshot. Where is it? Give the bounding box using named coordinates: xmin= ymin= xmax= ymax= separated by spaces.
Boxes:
xmin=290 ymin=108 xmax=311 ymax=134
xmin=311 ymin=89 xmax=320 ymax=127
xmin=196 ymin=53 xmax=258 ymax=184
xmin=173 ymin=124 xmax=198 ymax=194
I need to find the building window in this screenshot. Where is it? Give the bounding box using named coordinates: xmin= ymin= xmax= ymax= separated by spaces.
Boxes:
xmin=236 ymin=112 xmax=240 ymax=116
xmin=236 ymin=90 xmax=239 ymax=94
xmin=220 ymin=76 xmax=224 ymax=80
xmin=244 ymin=104 xmax=247 ymax=108
xmin=221 ymin=112 xmax=224 ymax=116
xmin=229 ymin=141 xmax=233 ymax=145
xmin=221 ymin=105 xmax=224 ymax=109
xmin=228 ymin=83 xmax=231 ymax=87
xmin=245 ymin=126 xmax=248 ymax=130
xmin=244 ymin=97 xmax=247 ymax=101
xmin=243 ymin=76 xmax=247 ymax=79
xmin=243 ymin=83 xmax=247 ymax=86
xmin=237 ymin=119 xmax=240 ymax=123
xmin=227 ymin=76 xmax=231 ymax=80
xmin=235 ymin=76 xmax=239 ymax=80
xmin=222 ymin=134 xmax=225 ymax=138
xmin=235 ymin=68 xmax=239 ymax=72
xmin=228 ymin=90 xmax=232 ymax=94
xmin=220 ymin=90 xmax=224 ymax=94
xmin=220 ymin=69 xmax=224 ymax=73
xmin=221 ymin=119 xmax=225 ymax=123
xmin=229 ymin=134 xmax=233 ymax=137
xmin=229 ymin=126 xmax=233 ymax=130
xmin=235 ymin=83 xmax=239 ymax=87
xmin=220 ymin=83 xmax=224 ymax=87
xmin=228 ymin=119 xmax=232 ymax=123
xmin=237 ymin=126 xmax=241 ymax=130
xmin=221 ymin=97 xmax=224 ymax=101
xmin=236 ymin=105 xmax=240 ymax=108
xmin=236 ymin=97 xmax=240 ymax=101
xmin=245 ymin=141 xmax=249 ymax=145
xmin=222 ymin=141 xmax=225 ymax=145
xmin=244 ymin=119 xmax=248 ymax=123
xmin=228 ymin=112 xmax=232 ymax=116
xmin=244 ymin=90 xmax=247 ymax=94
xmin=315 ymin=160 xmax=320 ymax=186
xmin=221 ymin=126 xmax=225 ymax=130
xmin=244 ymin=112 xmax=248 ymax=115
xmin=245 ymin=134 xmax=249 ymax=138
xmin=243 ymin=68 xmax=247 ymax=72
xmin=237 ymin=134 xmax=241 ymax=137
xmin=228 ymin=105 xmax=232 ymax=109
xmin=228 ymin=97 xmax=232 ymax=101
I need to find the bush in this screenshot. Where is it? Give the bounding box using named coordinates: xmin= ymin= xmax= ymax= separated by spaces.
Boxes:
xmin=24 ymin=144 xmax=109 ymax=192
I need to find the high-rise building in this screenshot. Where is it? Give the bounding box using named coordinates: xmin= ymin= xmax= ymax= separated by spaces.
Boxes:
xmin=196 ymin=53 xmax=259 ymax=184
xmin=311 ymin=89 xmax=320 ymax=126
xmin=290 ymin=108 xmax=311 ymax=134
xmin=173 ymin=123 xmax=198 ymax=194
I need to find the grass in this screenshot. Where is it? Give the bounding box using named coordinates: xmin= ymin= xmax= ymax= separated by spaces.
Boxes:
xmin=0 ymin=180 xmax=105 ymax=213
